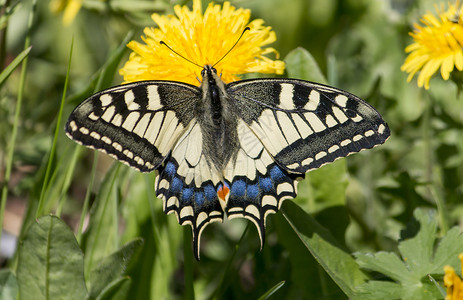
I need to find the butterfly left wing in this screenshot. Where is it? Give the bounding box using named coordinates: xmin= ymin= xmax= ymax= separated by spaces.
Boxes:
xmin=66 ymin=81 xmax=200 ymax=172
xmin=226 ymin=78 xmax=390 ymax=174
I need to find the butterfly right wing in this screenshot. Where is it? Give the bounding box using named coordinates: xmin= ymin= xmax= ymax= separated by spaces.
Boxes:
xmin=66 ymin=80 xmax=200 ymax=172
xmin=226 ymin=78 xmax=390 ymax=174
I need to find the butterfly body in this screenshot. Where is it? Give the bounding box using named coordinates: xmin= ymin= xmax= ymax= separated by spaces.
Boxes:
xmin=66 ymin=65 xmax=390 ymax=259
xmin=196 ymin=65 xmax=240 ymax=174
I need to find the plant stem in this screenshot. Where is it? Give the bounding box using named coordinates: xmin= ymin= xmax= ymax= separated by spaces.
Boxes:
xmin=0 ymin=0 xmax=35 ymax=246
xmin=36 ymin=37 xmax=74 ymax=218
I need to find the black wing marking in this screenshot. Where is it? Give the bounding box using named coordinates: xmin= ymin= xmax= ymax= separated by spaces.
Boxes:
xmin=226 ymin=78 xmax=390 ymax=174
xmin=66 ymin=81 xmax=200 ymax=172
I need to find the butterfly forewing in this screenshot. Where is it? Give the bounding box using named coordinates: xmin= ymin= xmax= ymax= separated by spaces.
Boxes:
xmin=226 ymin=78 xmax=390 ymax=174
xmin=66 ymin=81 xmax=200 ymax=172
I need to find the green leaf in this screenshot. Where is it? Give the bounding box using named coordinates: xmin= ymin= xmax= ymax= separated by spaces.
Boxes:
xmin=16 ymin=215 xmax=86 ymax=300
xmin=95 ymin=31 xmax=134 ymax=92
xmin=81 ymin=164 xmax=127 ymax=279
xmin=0 ymin=46 xmax=31 ymax=87
xmin=354 ymin=208 xmax=463 ymax=300
xmin=66 ymin=31 xmax=134 ymax=106
xmin=87 ymin=239 xmax=143 ymax=299
xmin=257 ymin=281 xmax=285 ymax=300
xmin=93 ymin=277 xmax=131 ymax=300
xmin=284 ymin=47 xmax=327 ymax=84
xmin=279 ymin=201 xmax=368 ymax=298
xmin=297 ymin=159 xmax=348 ymax=213
xmin=0 ymin=269 xmax=18 ymax=300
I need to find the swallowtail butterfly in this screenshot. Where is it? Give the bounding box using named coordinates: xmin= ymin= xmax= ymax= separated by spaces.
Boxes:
xmin=66 ymin=65 xmax=390 ymax=259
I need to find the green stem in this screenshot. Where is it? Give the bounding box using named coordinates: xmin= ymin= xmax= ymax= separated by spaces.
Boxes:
xmin=0 ymin=0 xmax=10 ymax=69
xmin=0 ymin=0 xmax=35 ymax=245
xmin=431 ymin=185 xmax=448 ymax=235
xmin=183 ymin=227 xmax=195 ymax=300
xmin=75 ymin=147 xmax=91 ymax=244
xmin=56 ymin=145 xmax=81 ymax=217
xmin=424 ymin=94 xmax=448 ymax=234
xmin=36 ymin=38 xmax=74 ymax=218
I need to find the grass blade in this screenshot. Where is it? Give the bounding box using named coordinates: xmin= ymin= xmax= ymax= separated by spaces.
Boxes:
xmin=258 ymin=281 xmax=285 ymax=300
xmin=0 ymin=46 xmax=32 ymax=86
xmin=35 ymin=37 xmax=74 ymax=218
xmin=0 ymin=0 xmax=35 ymax=247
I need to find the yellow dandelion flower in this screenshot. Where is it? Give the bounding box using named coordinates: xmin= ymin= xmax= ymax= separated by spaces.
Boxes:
xmin=49 ymin=0 xmax=83 ymax=26
xmin=401 ymin=1 xmax=463 ymax=89
xmin=119 ymin=0 xmax=285 ymax=86
xmin=444 ymin=253 xmax=463 ymax=300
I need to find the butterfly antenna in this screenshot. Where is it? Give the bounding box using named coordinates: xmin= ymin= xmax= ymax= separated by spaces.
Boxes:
xmin=212 ymin=27 xmax=250 ymax=68
xmin=160 ymin=41 xmax=203 ymax=68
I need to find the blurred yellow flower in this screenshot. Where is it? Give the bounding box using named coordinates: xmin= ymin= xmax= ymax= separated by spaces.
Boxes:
xmin=401 ymin=1 xmax=463 ymax=89
xmin=49 ymin=0 xmax=82 ymax=26
xmin=119 ymin=0 xmax=285 ymax=86
xmin=444 ymin=253 xmax=463 ymax=300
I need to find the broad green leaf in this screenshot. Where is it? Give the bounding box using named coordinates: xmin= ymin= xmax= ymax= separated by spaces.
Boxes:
xmin=397 ymin=209 xmax=437 ymax=278
xmin=87 ymin=239 xmax=143 ymax=299
xmin=93 ymin=277 xmax=131 ymax=300
xmin=355 ymin=252 xmax=414 ymax=284
xmin=297 ymin=160 xmax=348 ymax=213
xmin=432 ymin=227 xmax=463 ymax=273
xmin=16 ymin=215 xmax=86 ymax=300
xmin=285 ymin=47 xmax=327 ymax=84
xmin=0 ymin=269 xmax=18 ymax=300
xmin=353 ymin=281 xmax=413 ymax=300
xmin=354 ymin=208 xmax=463 ymax=300
xmin=279 ymin=201 xmax=367 ymax=298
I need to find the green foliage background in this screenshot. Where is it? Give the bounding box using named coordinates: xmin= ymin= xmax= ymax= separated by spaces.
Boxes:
xmin=1 ymin=0 xmax=463 ymax=299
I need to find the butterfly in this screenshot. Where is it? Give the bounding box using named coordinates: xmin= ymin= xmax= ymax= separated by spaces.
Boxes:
xmin=66 ymin=64 xmax=390 ymax=259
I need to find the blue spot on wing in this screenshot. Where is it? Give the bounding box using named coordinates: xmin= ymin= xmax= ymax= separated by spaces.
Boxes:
xmin=156 ymin=155 xmax=224 ymax=260
xmin=225 ymin=162 xmax=300 ymax=250
xmin=195 ymin=192 xmax=204 ymax=206
xmin=270 ymin=165 xmax=285 ymax=181
xmin=247 ymin=183 xmax=259 ymax=199
xmin=165 ymin=161 xmax=176 ymax=177
xmin=171 ymin=177 xmax=183 ymax=193
xmin=204 ymin=184 xmax=216 ymax=201
xmin=231 ymin=180 xmax=246 ymax=197
xmin=183 ymin=187 xmax=193 ymax=201
xmin=259 ymin=177 xmax=273 ymax=192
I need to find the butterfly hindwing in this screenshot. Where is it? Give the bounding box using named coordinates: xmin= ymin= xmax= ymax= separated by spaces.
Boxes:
xmin=155 ymin=121 xmax=224 ymax=260
xmin=66 ymin=81 xmax=200 ymax=172
xmin=226 ymin=78 xmax=390 ymax=174
xmin=223 ymin=120 xmax=301 ymax=247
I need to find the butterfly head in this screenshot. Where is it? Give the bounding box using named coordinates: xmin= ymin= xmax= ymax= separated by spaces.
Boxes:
xmin=201 ymin=65 xmax=220 ymax=84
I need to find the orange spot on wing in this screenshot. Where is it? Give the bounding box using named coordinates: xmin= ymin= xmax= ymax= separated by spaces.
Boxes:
xmin=217 ymin=185 xmax=229 ymax=201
